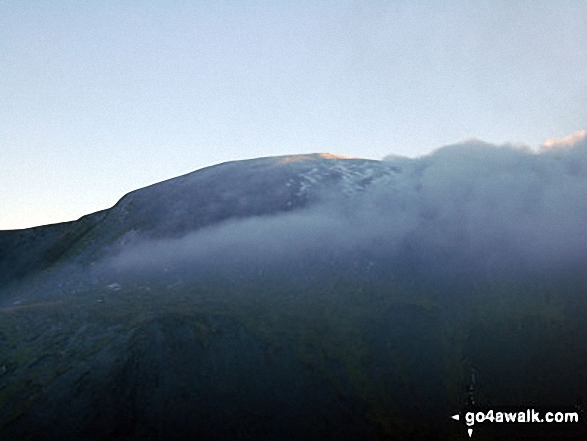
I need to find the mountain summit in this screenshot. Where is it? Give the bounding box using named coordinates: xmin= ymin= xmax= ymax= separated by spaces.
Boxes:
xmin=1 ymin=154 xmax=398 ymax=286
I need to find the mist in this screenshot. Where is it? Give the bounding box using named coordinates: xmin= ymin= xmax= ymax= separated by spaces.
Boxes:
xmin=105 ymin=133 xmax=586 ymax=285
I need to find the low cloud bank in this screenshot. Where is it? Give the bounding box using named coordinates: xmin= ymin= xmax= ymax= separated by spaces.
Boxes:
xmin=107 ymin=132 xmax=587 ymax=280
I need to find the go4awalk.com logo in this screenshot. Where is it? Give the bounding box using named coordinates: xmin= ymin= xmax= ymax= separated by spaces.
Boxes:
xmin=450 ymin=406 xmax=584 ymax=439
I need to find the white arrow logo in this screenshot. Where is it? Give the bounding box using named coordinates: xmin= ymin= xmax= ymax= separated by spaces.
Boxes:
xmin=450 ymin=413 xmax=472 ymax=437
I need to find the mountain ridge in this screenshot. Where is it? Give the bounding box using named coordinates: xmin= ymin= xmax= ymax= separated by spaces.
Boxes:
xmin=0 ymin=153 xmax=398 ymax=286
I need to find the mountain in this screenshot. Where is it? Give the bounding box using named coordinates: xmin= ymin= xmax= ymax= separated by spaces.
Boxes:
xmin=0 ymin=151 xmax=585 ymax=440
xmin=0 ymin=154 xmax=396 ymax=285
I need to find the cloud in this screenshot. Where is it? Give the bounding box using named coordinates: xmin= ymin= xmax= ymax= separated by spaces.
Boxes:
xmin=386 ymin=136 xmax=586 ymax=273
xmin=540 ymin=129 xmax=587 ymax=152
xmin=106 ymin=134 xmax=587 ymax=283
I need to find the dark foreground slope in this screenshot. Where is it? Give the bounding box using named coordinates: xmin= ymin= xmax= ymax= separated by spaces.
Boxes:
xmin=1 ymin=151 xmax=585 ymax=440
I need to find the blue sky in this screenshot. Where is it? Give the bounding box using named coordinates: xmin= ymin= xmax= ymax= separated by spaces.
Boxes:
xmin=1 ymin=1 xmax=586 ymax=229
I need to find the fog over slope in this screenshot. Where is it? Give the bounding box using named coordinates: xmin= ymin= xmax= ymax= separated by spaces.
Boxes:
xmin=106 ymin=133 xmax=586 ymax=281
